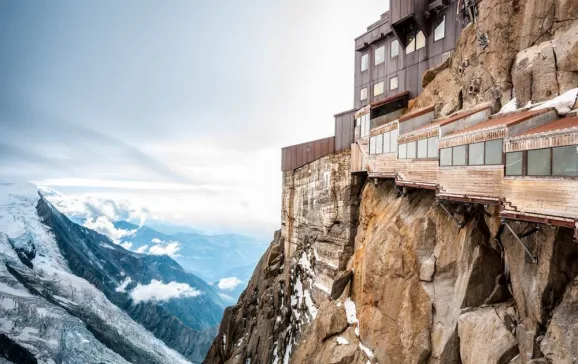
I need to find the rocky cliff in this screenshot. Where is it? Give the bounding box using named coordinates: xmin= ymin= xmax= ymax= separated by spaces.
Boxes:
xmin=204 ymin=0 xmax=578 ymax=363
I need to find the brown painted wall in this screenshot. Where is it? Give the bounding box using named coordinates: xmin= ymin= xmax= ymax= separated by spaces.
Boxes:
xmin=281 ymin=137 xmax=335 ymax=172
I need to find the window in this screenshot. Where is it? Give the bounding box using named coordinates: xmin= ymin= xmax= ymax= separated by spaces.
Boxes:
xmin=427 ymin=136 xmax=438 ymax=158
xmin=398 ymin=143 xmax=407 ymax=159
xmin=375 ymin=46 xmax=385 ymax=65
xmin=485 ymin=139 xmax=503 ymax=165
xmin=391 ymin=39 xmax=399 ymax=58
xmin=417 ymin=139 xmax=428 ymax=158
xmin=553 ymin=145 xmax=578 ymax=176
xmin=406 ymin=32 xmax=416 ymax=54
xmin=375 ymin=134 xmax=383 ymax=154
xmin=357 ymin=114 xmax=370 ymax=138
xmin=440 ymin=148 xmax=452 ymax=166
xmin=407 ymin=141 xmax=417 ymax=159
xmin=373 ymin=82 xmax=384 ymax=96
xmin=361 ymin=54 xmax=369 ymax=71
xmin=383 ymin=131 xmax=391 ymax=153
xmin=434 ymin=16 xmax=446 ymax=42
xmin=360 ymin=88 xmax=368 ymax=101
xmin=528 ymin=149 xmax=551 ymax=176
xmin=389 ymin=76 xmax=399 ymax=90
xmin=453 ymin=145 xmax=467 ymax=165
xmin=390 ymin=128 xmax=398 ymax=152
xmin=505 ymin=152 xmax=523 ymax=176
xmin=370 ymin=136 xmax=377 ymax=155
xmin=416 ymin=31 xmax=426 ymax=50
xmin=469 ymin=142 xmax=484 ymax=165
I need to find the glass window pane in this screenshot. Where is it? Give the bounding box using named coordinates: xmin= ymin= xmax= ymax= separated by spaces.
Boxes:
xmin=391 ymin=39 xmax=399 ymax=58
xmin=407 ymin=141 xmax=417 ymax=159
xmin=417 ymin=139 xmax=428 ymax=158
xmin=361 ymin=54 xmax=368 ymax=71
xmin=375 ymin=46 xmax=385 ymax=65
xmin=434 ymin=16 xmax=445 ymax=41
xmin=505 ymin=152 xmax=523 ymax=176
xmin=427 ymin=136 xmax=439 ymax=158
xmin=406 ymin=33 xmax=416 ymax=54
xmin=416 ymin=31 xmax=426 ymax=50
xmin=485 ymin=139 xmax=503 ymax=165
xmin=373 ymin=82 xmax=384 ymax=96
xmin=390 ymin=128 xmax=398 ymax=152
xmin=469 ymin=142 xmax=484 ymax=165
xmin=370 ymin=136 xmax=376 ymax=154
xmin=553 ymin=145 xmax=578 ymax=176
xmin=365 ymin=115 xmax=371 ymax=137
xmin=360 ymin=88 xmax=367 ymax=101
xmin=453 ymin=145 xmax=466 ymax=165
xmin=440 ymin=148 xmax=452 ymax=166
xmin=399 ymin=143 xmax=407 ymax=159
xmin=375 ymin=134 xmax=383 ymax=154
xmin=383 ymin=131 xmax=390 ymax=153
xmin=528 ymin=149 xmax=551 ymax=176
xmin=390 ymin=76 xmax=398 ymax=90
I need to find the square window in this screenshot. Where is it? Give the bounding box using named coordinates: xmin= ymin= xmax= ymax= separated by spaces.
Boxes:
xmin=434 ymin=16 xmax=446 ymax=42
xmin=469 ymin=142 xmax=484 ymax=165
xmin=373 ymin=82 xmax=384 ymax=96
xmin=553 ymin=145 xmax=578 ymax=176
xmin=417 ymin=138 xmax=428 ymax=158
xmin=383 ymin=131 xmax=390 ymax=153
xmin=452 ymin=145 xmax=467 ymax=165
xmin=398 ymin=143 xmax=407 ymax=159
xmin=360 ymin=88 xmax=367 ymax=101
xmin=528 ymin=149 xmax=551 ymax=176
xmin=440 ymin=148 xmax=452 ymax=166
xmin=361 ymin=54 xmax=369 ymax=72
xmin=407 ymin=141 xmax=417 ymax=159
xmin=485 ymin=139 xmax=503 ymax=165
xmin=416 ymin=31 xmax=426 ymax=50
xmin=406 ymin=33 xmax=416 ymax=54
xmin=375 ymin=46 xmax=385 ymax=65
xmin=389 ymin=76 xmax=399 ymax=90
xmin=505 ymin=152 xmax=523 ymax=176
xmin=390 ymin=128 xmax=398 ymax=152
xmin=391 ymin=39 xmax=399 ymax=58
xmin=427 ymin=136 xmax=439 ymax=158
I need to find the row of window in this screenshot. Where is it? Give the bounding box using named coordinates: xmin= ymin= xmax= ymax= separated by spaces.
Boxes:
xmin=369 ymin=129 xmax=399 ymax=155
xmin=360 ymin=16 xmax=446 ymax=72
xmin=360 ymin=76 xmax=399 ymax=101
xmin=398 ymin=136 xmax=439 ymax=159
xmin=506 ymin=146 xmax=578 ymax=177
xmin=440 ymin=139 xmax=503 ymax=166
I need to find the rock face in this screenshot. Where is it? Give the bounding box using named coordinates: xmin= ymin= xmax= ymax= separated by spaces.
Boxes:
xmin=204 ymin=0 xmax=578 ymax=363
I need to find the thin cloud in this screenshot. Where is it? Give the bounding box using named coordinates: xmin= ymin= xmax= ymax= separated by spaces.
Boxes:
xmin=130 ymin=280 xmax=202 ymax=303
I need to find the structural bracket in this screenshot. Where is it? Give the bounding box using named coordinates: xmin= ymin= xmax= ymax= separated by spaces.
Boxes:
xmin=437 ymin=201 xmax=465 ymax=229
xmin=502 ymin=222 xmax=538 ymax=264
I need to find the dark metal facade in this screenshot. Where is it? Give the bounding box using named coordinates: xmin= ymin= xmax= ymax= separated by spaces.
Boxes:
xmin=281 ymin=137 xmax=335 ymax=172
xmin=334 ymin=109 xmax=357 ymax=152
xmin=354 ymin=0 xmax=462 ymax=109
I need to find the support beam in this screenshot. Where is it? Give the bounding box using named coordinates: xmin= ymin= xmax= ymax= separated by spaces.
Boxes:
xmin=502 ymin=222 xmax=538 ymax=264
xmin=437 ymin=201 xmax=465 ymax=228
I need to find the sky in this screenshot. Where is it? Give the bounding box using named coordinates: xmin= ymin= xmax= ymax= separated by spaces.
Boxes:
xmin=0 ymin=0 xmax=389 ymax=240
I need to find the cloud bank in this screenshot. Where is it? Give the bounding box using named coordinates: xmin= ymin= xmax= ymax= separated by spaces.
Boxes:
xmin=217 ymin=277 xmax=243 ymax=290
xmin=130 ymin=280 xmax=202 ymax=303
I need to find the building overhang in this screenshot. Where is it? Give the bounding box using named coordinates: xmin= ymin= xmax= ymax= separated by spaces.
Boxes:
xmin=370 ymin=91 xmax=410 ymax=119
xmin=391 ymin=13 xmax=430 ymax=48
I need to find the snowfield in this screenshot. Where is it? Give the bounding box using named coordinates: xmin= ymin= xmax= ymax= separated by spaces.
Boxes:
xmin=0 ymin=182 xmax=192 ymax=364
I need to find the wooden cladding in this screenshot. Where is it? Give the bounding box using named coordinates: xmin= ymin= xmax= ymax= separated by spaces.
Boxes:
xmin=439 ymin=128 xmax=507 ymax=149
xmin=506 ymin=131 xmax=578 ymax=152
xmin=335 ymin=109 xmax=357 ymax=152
xmin=281 ymin=137 xmax=335 ymax=172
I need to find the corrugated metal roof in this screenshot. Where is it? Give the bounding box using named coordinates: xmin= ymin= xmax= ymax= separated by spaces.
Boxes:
xmin=446 ymin=109 xmax=552 ymax=138
xmin=406 ymin=104 xmax=492 ymax=134
xmin=518 ymin=115 xmax=578 ymax=137
xmin=398 ymin=105 xmax=435 ymax=123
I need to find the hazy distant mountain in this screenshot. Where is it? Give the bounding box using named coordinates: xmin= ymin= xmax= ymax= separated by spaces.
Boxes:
xmin=113 ymin=221 xmax=267 ymax=297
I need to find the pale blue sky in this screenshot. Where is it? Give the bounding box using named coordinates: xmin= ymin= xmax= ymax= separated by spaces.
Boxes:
xmin=0 ymin=0 xmax=389 ymax=238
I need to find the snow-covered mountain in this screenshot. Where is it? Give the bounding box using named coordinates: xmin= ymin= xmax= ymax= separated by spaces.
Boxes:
xmin=0 ymin=182 xmax=225 ymax=363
